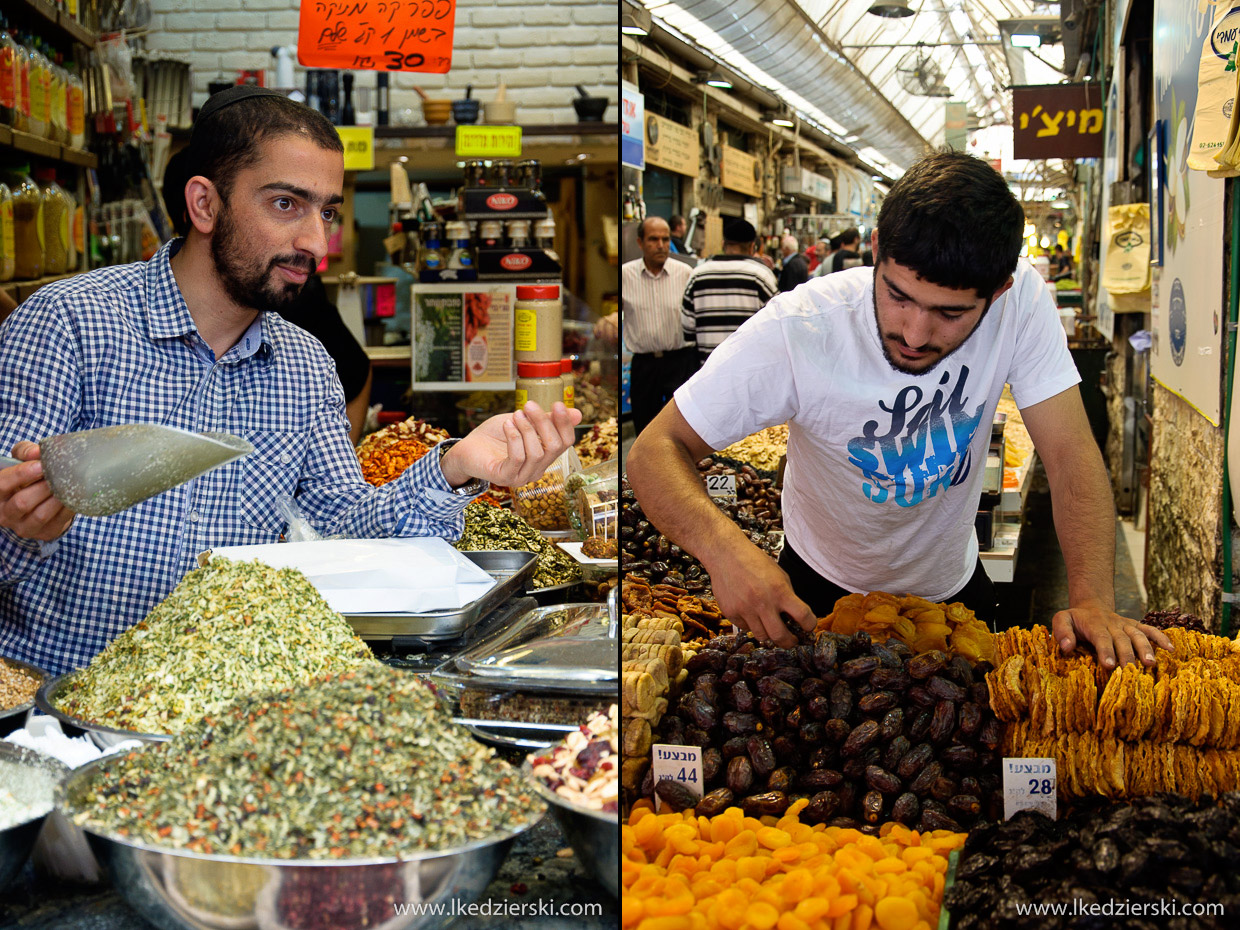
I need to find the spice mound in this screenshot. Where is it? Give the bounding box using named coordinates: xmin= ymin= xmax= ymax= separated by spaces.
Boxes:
xmin=0 ymin=657 xmax=42 ymax=711
xmin=529 ymin=704 xmax=618 ymax=814
xmin=58 ymin=558 xmax=376 ymax=735
xmin=71 ymin=665 xmax=543 ymax=859
xmin=456 ymin=501 xmax=580 ymax=589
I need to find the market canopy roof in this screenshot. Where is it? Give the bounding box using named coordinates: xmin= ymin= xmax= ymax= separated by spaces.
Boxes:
xmin=639 ymin=0 xmax=1068 ymax=177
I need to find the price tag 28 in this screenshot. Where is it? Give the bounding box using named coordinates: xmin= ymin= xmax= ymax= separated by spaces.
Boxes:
xmin=297 ymin=0 xmax=457 ymax=74
xmin=705 ymin=473 xmax=736 ymax=501
xmin=1002 ymin=757 xmax=1056 ymax=820
xmin=651 ymin=744 xmax=702 ymax=812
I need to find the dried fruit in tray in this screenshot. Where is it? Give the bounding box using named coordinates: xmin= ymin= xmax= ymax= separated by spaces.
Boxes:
xmin=529 ymin=704 xmax=618 ymax=814
xmin=816 ymin=590 xmax=996 ymax=664
xmin=573 ymin=416 xmax=617 ymax=468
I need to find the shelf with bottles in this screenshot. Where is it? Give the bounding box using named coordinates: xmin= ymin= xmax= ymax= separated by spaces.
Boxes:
xmin=0 ymin=125 xmax=96 ymax=167
xmin=7 ymin=0 xmax=97 ymax=49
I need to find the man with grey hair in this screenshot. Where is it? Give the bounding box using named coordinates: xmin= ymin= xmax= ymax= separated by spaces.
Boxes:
xmin=778 ymin=234 xmax=809 ymax=292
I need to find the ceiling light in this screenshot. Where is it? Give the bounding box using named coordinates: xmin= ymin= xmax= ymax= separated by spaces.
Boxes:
xmin=621 ymin=4 xmax=652 ymax=36
xmin=868 ymin=1 xmax=915 ymax=17
xmin=693 ymin=69 xmax=733 ymax=90
xmin=763 ymin=109 xmax=795 ymax=128
xmin=1010 ymin=33 xmax=1040 ymax=48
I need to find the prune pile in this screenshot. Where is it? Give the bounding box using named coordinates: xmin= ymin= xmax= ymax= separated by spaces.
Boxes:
xmin=1142 ymin=606 xmax=1209 ymax=634
xmin=945 ymin=794 xmax=1240 ymax=929
xmin=620 ymin=483 xmax=781 ymax=590
xmin=696 ymin=458 xmax=783 ymax=533
xmin=652 ymin=630 xmax=1003 ymax=834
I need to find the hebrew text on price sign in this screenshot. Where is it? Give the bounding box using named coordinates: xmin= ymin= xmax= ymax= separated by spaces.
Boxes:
xmin=298 ymin=0 xmax=457 ymax=74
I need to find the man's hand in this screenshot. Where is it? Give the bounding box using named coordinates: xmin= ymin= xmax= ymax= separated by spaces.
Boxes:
xmin=593 ymin=311 xmax=618 ymax=344
xmin=1052 ymin=601 xmax=1174 ymax=670
xmin=441 ymin=401 xmax=582 ymax=489
xmin=702 ymin=543 xmax=817 ymax=647
xmin=0 ymin=442 xmax=74 ymax=542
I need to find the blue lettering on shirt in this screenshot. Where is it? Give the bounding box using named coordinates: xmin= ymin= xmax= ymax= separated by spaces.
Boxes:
xmin=846 ymin=367 xmax=985 ymax=507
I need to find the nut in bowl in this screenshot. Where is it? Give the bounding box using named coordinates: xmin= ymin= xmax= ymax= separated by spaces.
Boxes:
xmin=525 ymin=705 xmax=619 ymax=897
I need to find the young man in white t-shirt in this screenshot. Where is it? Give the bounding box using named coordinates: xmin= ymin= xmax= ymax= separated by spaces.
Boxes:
xmin=627 ymin=150 xmax=1172 ymax=672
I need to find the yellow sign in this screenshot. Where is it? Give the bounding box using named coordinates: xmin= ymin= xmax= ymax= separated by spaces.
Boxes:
xmin=455 ymin=125 xmax=523 ymax=158
xmin=337 ymin=126 xmax=375 ymax=171
xmin=721 ymin=144 xmax=761 ymax=197
xmin=645 ymin=114 xmax=698 ymax=177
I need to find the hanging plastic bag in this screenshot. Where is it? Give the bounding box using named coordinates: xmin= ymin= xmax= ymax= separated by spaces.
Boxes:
xmin=1188 ymin=3 xmax=1240 ymax=171
xmin=1101 ymin=203 xmax=1151 ymax=296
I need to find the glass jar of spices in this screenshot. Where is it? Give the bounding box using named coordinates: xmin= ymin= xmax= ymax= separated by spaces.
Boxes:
xmin=515 ymin=360 xmax=564 ymax=412
xmin=513 ymin=284 xmax=561 ymax=363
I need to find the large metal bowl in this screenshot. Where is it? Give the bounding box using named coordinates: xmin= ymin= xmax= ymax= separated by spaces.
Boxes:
xmin=59 ymin=755 xmax=543 ymax=929
xmin=0 ymin=742 xmax=69 ymax=889
xmin=35 ymin=672 xmax=172 ymax=749
xmin=524 ymin=761 xmax=618 ymax=898
xmin=0 ymin=655 xmax=50 ymax=737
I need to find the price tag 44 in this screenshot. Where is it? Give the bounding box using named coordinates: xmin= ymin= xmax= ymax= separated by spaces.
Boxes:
xmin=705 ymin=473 xmax=736 ymax=501
xmin=1002 ymin=757 xmax=1057 ymax=820
xmin=651 ymin=744 xmax=703 ymax=812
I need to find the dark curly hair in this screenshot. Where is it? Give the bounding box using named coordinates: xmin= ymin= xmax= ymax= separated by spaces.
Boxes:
xmin=186 ymin=94 xmax=343 ymax=202
xmin=875 ymin=149 xmax=1025 ymax=299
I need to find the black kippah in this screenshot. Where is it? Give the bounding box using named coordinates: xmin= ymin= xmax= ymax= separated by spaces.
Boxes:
xmin=195 ymin=84 xmax=285 ymax=126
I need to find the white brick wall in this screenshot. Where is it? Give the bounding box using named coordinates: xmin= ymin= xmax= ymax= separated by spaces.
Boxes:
xmin=147 ymin=0 xmax=616 ymax=126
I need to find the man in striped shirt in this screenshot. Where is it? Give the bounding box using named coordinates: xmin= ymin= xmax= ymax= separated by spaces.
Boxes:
xmin=681 ymin=218 xmax=778 ymax=365
xmin=622 ymin=217 xmax=696 ymax=433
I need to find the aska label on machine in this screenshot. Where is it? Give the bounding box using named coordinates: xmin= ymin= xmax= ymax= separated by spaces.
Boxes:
xmin=704 ymin=473 xmax=736 ymax=500
xmin=1002 ymin=757 xmax=1057 ymax=820
xmin=651 ymin=744 xmax=702 ymax=812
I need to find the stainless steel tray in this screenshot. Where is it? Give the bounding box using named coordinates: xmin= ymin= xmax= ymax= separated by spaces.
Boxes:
xmin=344 ymin=550 xmax=538 ymax=641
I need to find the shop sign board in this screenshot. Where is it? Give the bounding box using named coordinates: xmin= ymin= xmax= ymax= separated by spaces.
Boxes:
xmin=721 ymin=145 xmax=761 ymax=197
xmin=297 ymin=0 xmax=456 ymax=73
xmin=411 ymin=283 xmax=516 ymax=390
xmin=622 ymin=80 xmax=645 ymax=170
xmin=644 ymin=114 xmax=698 ymax=177
xmin=1012 ymin=84 xmax=1105 ymax=160
xmin=337 ymin=126 xmax=375 ymax=171
xmin=1150 ymin=0 xmax=1223 ymax=424
xmin=454 ymin=125 xmax=522 ymax=158
xmin=781 ymin=166 xmax=833 ymax=203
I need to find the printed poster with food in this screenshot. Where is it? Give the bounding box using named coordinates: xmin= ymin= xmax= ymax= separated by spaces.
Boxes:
xmin=411 ymin=283 xmax=515 ymax=389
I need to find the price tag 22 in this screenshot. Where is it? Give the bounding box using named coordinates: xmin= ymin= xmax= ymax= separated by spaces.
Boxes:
xmin=297 ymin=0 xmax=457 ymax=74
xmin=651 ymin=744 xmax=702 ymax=812
xmin=1002 ymin=757 xmax=1056 ymax=820
xmin=705 ymin=473 xmax=736 ymax=501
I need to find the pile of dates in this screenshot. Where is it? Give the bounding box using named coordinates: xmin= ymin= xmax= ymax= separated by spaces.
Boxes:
xmin=945 ymin=794 xmax=1240 ymax=929
xmin=620 ymin=483 xmax=783 ymax=590
xmin=1141 ymin=606 xmax=1209 ymax=634
xmin=696 ymin=458 xmax=783 ymax=533
xmin=652 ymin=630 xmax=1003 ymax=834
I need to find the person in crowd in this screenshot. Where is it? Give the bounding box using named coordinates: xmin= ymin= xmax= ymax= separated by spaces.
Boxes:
xmin=668 ymin=214 xmax=690 ymax=254
xmin=808 ymin=239 xmax=829 ymax=274
xmin=831 ymin=226 xmax=865 ymax=273
xmin=0 ymin=86 xmax=579 ymax=673
xmin=620 ymin=216 xmax=697 ymax=434
xmin=680 ymin=218 xmax=778 ymax=367
xmin=1052 ymin=243 xmax=1075 ymax=281
xmin=814 ymin=234 xmax=842 ymax=276
xmin=628 ymin=150 xmax=1169 ymax=671
xmin=161 ymin=147 xmax=373 ymax=444
xmin=777 ymin=234 xmax=809 ymax=292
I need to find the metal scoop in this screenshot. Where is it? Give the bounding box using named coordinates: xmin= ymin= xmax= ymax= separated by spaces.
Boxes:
xmin=0 ymin=424 xmax=254 ymax=517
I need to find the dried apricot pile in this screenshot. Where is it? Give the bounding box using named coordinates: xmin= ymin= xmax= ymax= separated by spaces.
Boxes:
xmin=622 ymin=798 xmax=964 ymax=930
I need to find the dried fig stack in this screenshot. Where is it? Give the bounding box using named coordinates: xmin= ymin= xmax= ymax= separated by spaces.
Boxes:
xmin=650 ymin=630 xmax=1003 ymax=833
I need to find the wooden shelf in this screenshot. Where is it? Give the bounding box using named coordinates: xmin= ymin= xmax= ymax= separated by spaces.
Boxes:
xmin=1 ymin=271 xmax=84 ymax=302
xmin=0 ymin=127 xmax=97 ymax=169
xmin=8 ymin=0 xmax=97 ymax=48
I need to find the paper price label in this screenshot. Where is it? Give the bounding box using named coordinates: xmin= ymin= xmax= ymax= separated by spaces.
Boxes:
xmin=297 ymin=0 xmax=457 ymax=74
xmin=705 ymin=473 xmax=736 ymax=500
xmin=1003 ymin=757 xmax=1056 ymax=820
xmin=651 ymin=744 xmax=702 ymax=812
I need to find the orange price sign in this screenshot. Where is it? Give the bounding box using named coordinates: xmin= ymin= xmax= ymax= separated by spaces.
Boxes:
xmin=297 ymin=0 xmax=457 ymax=74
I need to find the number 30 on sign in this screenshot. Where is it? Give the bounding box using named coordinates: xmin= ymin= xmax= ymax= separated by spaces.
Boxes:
xmin=298 ymin=0 xmax=457 ymax=74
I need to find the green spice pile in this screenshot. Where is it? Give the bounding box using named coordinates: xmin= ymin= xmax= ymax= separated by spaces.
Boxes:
xmin=71 ymin=665 xmax=542 ymax=859
xmin=456 ymin=502 xmax=580 ymax=589
xmin=58 ymin=558 xmax=376 ymax=734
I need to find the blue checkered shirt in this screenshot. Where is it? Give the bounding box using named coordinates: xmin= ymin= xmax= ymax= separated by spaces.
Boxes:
xmin=0 ymin=240 xmax=478 ymax=674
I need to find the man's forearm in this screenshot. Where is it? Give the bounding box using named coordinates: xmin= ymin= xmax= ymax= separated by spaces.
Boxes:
xmin=1045 ymin=444 xmax=1117 ymax=612
xmin=626 ymin=417 xmax=753 ymax=572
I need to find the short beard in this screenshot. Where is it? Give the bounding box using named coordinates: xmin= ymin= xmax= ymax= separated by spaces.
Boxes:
xmin=211 ymin=200 xmax=312 ymax=314
xmin=872 ymin=275 xmax=991 ymax=375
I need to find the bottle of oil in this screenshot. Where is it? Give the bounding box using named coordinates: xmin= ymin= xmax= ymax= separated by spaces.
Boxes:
xmin=8 ymin=169 xmax=43 ymax=280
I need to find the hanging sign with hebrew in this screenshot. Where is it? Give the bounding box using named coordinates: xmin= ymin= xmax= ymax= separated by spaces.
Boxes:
xmin=1012 ymin=83 xmax=1104 ymax=159
xmin=298 ymin=0 xmax=456 ymax=74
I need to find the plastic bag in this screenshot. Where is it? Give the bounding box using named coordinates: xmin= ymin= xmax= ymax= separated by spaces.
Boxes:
xmin=565 ymin=458 xmax=618 ymax=541
xmin=1188 ymin=3 xmax=1240 ymax=172
xmin=511 ymin=447 xmax=581 ymax=532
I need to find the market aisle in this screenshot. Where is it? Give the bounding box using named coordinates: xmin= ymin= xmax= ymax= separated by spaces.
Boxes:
xmin=996 ymin=460 xmax=1146 ymax=631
